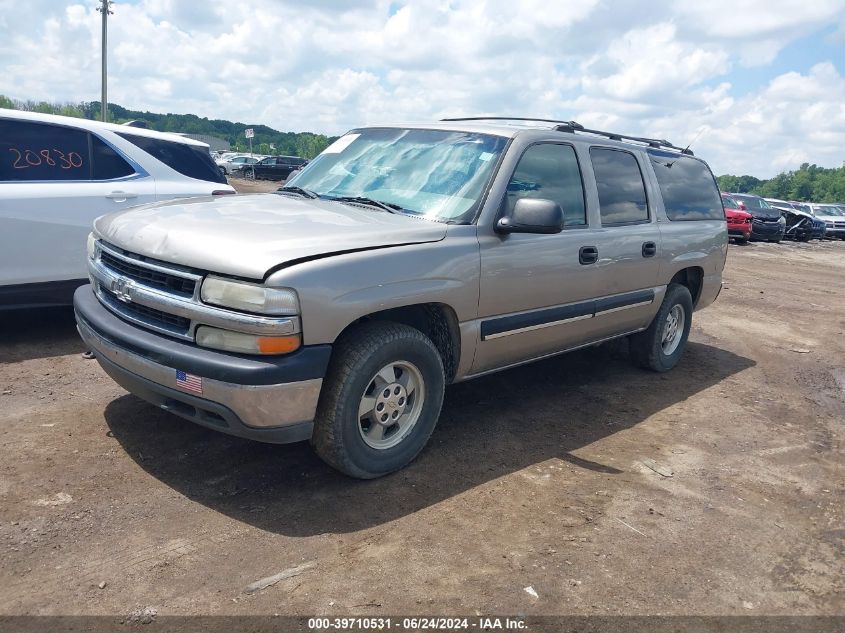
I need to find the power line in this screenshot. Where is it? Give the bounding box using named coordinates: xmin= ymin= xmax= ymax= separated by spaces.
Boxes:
xmin=95 ymin=0 xmax=113 ymax=122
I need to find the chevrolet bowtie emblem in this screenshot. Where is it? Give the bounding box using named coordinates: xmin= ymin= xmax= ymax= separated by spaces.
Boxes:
xmin=112 ymin=277 xmax=134 ymax=303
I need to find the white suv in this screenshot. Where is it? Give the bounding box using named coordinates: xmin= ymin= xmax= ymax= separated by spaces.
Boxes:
xmin=0 ymin=109 xmax=235 ymax=309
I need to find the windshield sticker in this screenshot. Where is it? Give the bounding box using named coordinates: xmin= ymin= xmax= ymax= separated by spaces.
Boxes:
xmin=479 ymin=152 xmax=494 ymax=162
xmin=322 ymin=133 xmax=361 ymax=154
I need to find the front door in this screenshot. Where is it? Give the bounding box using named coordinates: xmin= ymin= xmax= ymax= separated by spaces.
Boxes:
xmin=473 ymin=142 xmax=601 ymax=374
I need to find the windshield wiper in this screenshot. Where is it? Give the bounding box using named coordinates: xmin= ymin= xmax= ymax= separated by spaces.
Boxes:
xmin=327 ymin=195 xmax=403 ymax=214
xmin=276 ymin=185 xmax=319 ymax=199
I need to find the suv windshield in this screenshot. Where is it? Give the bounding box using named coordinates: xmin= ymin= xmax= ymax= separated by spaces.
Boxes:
xmin=286 ymin=127 xmax=508 ymax=223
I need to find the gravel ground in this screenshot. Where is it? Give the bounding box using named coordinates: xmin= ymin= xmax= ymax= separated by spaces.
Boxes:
xmin=0 ymin=237 xmax=843 ymax=617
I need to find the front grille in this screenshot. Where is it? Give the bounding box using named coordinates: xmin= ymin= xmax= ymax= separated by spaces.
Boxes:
xmin=100 ymin=287 xmax=190 ymax=334
xmin=753 ymin=217 xmax=781 ymax=223
xmin=101 ymin=250 xmax=196 ymax=296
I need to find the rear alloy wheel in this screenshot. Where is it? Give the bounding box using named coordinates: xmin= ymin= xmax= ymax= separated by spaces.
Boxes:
xmin=311 ymin=322 xmax=445 ymax=478
xmin=629 ymin=283 xmax=693 ymax=372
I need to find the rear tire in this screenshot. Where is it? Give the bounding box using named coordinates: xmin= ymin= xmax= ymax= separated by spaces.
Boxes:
xmin=629 ymin=283 xmax=693 ymax=373
xmin=311 ymin=322 xmax=445 ymax=479
xmin=734 ymin=237 xmax=748 ymax=245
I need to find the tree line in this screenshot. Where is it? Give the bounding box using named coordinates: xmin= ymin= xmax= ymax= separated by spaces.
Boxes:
xmin=717 ymin=163 xmax=845 ymax=203
xmin=0 ymin=95 xmax=336 ymax=159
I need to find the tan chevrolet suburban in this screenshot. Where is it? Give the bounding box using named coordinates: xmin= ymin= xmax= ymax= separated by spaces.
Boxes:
xmin=74 ymin=118 xmax=727 ymax=478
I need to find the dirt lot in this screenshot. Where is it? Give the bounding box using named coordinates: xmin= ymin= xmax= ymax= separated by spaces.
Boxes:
xmin=0 ymin=236 xmax=843 ymax=618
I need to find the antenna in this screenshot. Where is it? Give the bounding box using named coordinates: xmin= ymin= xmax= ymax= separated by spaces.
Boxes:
xmin=96 ymin=0 xmax=114 ymax=122
xmin=664 ymin=127 xmax=705 ymax=168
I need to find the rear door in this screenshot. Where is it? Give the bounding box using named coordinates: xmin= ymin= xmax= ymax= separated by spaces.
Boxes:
xmin=0 ymin=118 xmax=156 ymax=288
xmin=581 ymin=146 xmax=662 ymax=338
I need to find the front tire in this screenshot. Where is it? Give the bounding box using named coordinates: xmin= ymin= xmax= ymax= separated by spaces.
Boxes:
xmin=311 ymin=322 xmax=445 ymax=479
xmin=629 ymin=283 xmax=693 ymax=373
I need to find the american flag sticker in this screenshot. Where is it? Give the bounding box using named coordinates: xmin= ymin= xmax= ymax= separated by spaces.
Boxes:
xmin=175 ymin=370 xmax=203 ymax=394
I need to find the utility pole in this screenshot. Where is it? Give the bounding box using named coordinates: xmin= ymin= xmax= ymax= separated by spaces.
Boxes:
xmin=96 ymin=0 xmax=113 ymax=122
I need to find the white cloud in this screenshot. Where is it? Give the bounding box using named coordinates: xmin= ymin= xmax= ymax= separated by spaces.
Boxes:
xmin=0 ymin=0 xmax=843 ymax=176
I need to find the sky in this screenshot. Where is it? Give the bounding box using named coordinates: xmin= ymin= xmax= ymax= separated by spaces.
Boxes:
xmin=0 ymin=0 xmax=843 ymax=177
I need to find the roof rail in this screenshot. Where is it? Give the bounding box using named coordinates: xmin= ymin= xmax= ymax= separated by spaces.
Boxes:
xmin=440 ymin=116 xmax=694 ymax=155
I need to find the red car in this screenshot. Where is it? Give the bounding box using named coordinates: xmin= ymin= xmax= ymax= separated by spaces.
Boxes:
xmin=722 ymin=193 xmax=752 ymax=244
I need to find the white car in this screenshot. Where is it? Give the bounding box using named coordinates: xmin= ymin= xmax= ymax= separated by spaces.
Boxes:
xmin=0 ymin=109 xmax=236 ymax=309
xmin=221 ymin=154 xmax=260 ymax=175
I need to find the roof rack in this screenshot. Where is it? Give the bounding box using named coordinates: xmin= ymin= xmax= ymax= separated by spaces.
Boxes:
xmin=440 ymin=117 xmax=694 ymax=155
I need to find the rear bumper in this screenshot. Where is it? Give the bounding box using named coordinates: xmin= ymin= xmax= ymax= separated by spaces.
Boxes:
xmin=74 ymin=285 xmax=330 ymax=444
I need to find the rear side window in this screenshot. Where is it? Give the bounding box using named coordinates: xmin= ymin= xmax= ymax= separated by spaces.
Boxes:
xmin=650 ymin=151 xmax=724 ymax=220
xmin=590 ymin=148 xmax=649 ymax=225
xmin=117 ymin=133 xmax=226 ymax=184
xmin=0 ymin=119 xmax=91 ymax=182
xmin=506 ymin=143 xmax=587 ymax=227
xmin=91 ymin=135 xmax=135 ymax=180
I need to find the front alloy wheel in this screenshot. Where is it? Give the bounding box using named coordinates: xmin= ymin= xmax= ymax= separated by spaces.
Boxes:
xmin=312 ymin=322 xmax=445 ymax=478
xmin=358 ymin=361 xmax=425 ymax=450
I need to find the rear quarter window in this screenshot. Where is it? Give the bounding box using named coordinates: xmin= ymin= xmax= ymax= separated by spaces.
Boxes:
xmin=117 ymin=133 xmax=226 ymax=184
xmin=649 ymin=150 xmax=723 ymax=221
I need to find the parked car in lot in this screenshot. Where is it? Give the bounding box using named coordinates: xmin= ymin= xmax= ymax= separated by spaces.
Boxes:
xmin=75 ymin=118 xmax=727 ymax=478
xmin=729 ymin=193 xmax=785 ymax=242
xmin=220 ymin=154 xmax=260 ymax=175
xmin=807 ymin=204 xmax=845 ymax=239
xmin=765 ymin=198 xmax=823 ymax=241
xmin=722 ymin=194 xmax=752 ymax=243
xmin=0 ymin=109 xmax=235 ymax=309
xmin=238 ymin=155 xmax=307 ymax=180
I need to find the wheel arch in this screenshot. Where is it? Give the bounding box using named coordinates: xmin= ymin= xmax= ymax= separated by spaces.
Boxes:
xmin=335 ymin=302 xmax=461 ymax=383
xmin=668 ymin=266 xmax=704 ymax=308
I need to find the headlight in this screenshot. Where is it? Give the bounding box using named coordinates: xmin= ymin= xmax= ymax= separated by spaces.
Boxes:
xmin=195 ymin=326 xmax=300 ymax=355
xmin=87 ymin=233 xmax=97 ymax=260
xmin=200 ymin=277 xmax=299 ymax=315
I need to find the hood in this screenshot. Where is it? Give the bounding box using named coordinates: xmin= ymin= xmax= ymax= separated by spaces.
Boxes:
xmin=94 ymin=193 xmax=448 ymax=279
xmin=745 ymin=207 xmax=782 ymax=220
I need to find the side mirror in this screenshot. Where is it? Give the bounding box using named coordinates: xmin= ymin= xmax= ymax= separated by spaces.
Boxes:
xmin=496 ymin=198 xmax=563 ymax=234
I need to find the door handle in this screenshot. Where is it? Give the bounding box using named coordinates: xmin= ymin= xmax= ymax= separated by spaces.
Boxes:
xmin=105 ymin=191 xmax=138 ymax=201
xmin=642 ymin=241 xmax=657 ymax=258
xmin=579 ymin=245 xmax=598 ymax=265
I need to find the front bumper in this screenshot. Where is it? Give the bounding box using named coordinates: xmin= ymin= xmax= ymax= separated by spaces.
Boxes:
xmin=727 ymin=225 xmax=751 ymax=239
xmin=74 ymin=285 xmax=331 ymax=444
xmin=750 ymin=221 xmax=785 ymax=241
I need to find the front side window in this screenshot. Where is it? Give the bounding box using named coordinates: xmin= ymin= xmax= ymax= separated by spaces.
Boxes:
xmin=590 ymin=148 xmax=649 ymax=225
xmin=505 ymin=143 xmax=586 ymax=227
xmin=0 ymin=119 xmax=91 ymax=182
xmin=288 ymin=127 xmax=509 ymax=223
xmin=649 ymin=150 xmax=723 ymax=220
xmin=117 ymin=133 xmax=226 ymax=184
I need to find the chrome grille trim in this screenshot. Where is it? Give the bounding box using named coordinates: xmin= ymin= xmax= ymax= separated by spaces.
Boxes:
xmin=90 ymin=241 xmax=300 ymax=341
